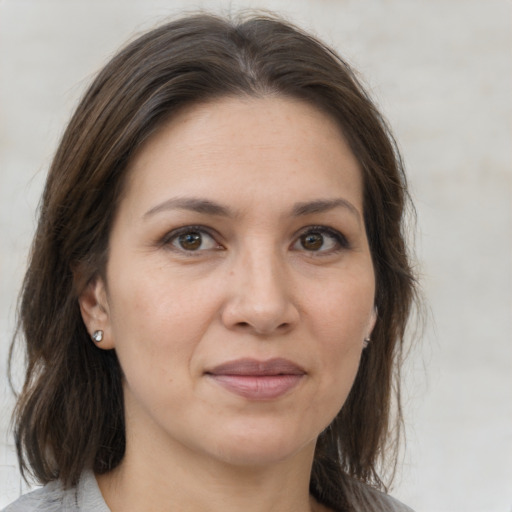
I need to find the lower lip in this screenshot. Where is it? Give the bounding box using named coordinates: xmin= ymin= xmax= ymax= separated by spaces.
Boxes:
xmin=208 ymin=374 xmax=304 ymax=400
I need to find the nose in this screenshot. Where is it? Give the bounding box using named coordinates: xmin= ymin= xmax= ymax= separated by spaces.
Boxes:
xmin=221 ymin=247 xmax=300 ymax=336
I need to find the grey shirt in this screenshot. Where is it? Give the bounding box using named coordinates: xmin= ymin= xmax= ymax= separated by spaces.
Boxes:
xmin=2 ymin=471 xmax=109 ymax=512
xmin=2 ymin=471 xmax=413 ymax=511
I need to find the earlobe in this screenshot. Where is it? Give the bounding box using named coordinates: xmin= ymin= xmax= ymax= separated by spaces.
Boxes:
xmin=78 ymin=277 xmax=115 ymax=349
xmin=362 ymin=307 xmax=378 ymax=349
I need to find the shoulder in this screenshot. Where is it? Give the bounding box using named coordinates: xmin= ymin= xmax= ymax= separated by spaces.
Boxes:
xmin=348 ymin=479 xmax=414 ymax=512
xmin=1 ymin=471 xmax=110 ymax=512
xmin=1 ymin=480 xmax=66 ymax=512
xmin=366 ymin=490 xmax=413 ymax=512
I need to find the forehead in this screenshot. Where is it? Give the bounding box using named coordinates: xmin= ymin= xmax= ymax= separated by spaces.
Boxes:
xmin=122 ymin=96 xmax=364 ymax=215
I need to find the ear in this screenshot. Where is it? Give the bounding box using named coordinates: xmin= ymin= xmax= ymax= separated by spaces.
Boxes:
xmin=78 ymin=277 xmax=115 ymax=350
xmin=367 ymin=306 xmax=378 ymax=338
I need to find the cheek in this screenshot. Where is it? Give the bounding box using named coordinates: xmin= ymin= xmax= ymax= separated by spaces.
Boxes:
xmin=304 ymin=272 xmax=374 ymax=403
xmin=306 ymin=325 xmax=363 ymax=433
xmin=108 ymin=259 xmax=218 ymax=333
xmin=306 ymin=273 xmax=375 ymax=346
xmin=105 ymin=266 xmax=223 ymax=383
xmin=313 ymin=321 xmax=362 ymax=399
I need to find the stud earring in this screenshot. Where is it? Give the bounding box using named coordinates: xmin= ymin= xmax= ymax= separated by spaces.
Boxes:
xmin=92 ymin=330 xmax=104 ymax=343
xmin=363 ymin=337 xmax=371 ymax=349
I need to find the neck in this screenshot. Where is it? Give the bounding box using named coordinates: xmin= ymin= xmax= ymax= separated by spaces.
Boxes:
xmin=95 ymin=383 xmax=333 ymax=512
xmin=96 ymin=428 xmax=325 ymax=512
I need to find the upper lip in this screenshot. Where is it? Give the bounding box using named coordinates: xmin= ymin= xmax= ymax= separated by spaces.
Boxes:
xmin=206 ymin=358 xmax=306 ymax=376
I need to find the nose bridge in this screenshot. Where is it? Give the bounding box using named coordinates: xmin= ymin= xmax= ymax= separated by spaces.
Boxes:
xmin=244 ymin=242 xmax=283 ymax=298
xmin=222 ymin=237 xmax=297 ymax=334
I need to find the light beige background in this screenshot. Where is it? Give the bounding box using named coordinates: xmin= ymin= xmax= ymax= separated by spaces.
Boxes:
xmin=1 ymin=1 xmax=511 ymax=511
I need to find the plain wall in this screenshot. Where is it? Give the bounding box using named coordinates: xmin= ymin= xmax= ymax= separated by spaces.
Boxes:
xmin=1 ymin=1 xmax=511 ymax=510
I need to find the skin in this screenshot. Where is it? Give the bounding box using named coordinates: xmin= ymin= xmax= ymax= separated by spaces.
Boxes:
xmin=79 ymin=96 xmax=376 ymax=512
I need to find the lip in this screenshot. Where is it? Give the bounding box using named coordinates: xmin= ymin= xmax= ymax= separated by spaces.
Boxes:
xmin=205 ymin=358 xmax=306 ymax=400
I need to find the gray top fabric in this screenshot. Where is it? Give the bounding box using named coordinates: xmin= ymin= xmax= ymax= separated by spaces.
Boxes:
xmin=2 ymin=471 xmax=413 ymax=511
xmin=1 ymin=471 xmax=109 ymax=512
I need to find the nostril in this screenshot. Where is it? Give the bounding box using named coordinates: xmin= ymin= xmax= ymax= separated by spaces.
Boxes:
xmin=233 ymin=320 xmax=290 ymax=334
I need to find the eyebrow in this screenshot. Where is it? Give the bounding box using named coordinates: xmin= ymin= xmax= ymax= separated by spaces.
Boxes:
xmin=292 ymin=198 xmax=361 ymax=223
xmin=144 ymin=196 xmax=361 ymax=222
xmin=144 ymin=197 xmax=233 ymax=219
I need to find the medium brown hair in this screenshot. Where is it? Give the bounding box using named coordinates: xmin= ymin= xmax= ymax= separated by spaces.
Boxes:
xmin=10 ymin=12 xmax=417 ymax=511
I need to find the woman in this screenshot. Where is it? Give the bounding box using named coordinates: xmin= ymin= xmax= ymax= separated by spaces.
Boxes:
xmin=5 ymin=12 xmax=417 ymax=512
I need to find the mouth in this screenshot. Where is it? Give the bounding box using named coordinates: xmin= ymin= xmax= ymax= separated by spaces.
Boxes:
xmin=205 ymin=358 xmax=306 ymax=401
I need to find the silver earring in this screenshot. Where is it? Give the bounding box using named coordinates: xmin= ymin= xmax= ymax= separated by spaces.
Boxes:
xmin=92 ymin=330 xmax=104 ymax=343
xmin=363 ymin=337 xmax=371 ymax=349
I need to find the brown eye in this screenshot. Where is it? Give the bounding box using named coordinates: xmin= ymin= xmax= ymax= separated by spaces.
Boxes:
xmin=178 ymin=232 xmax=202 ymax=250
xmin=292 ymin=226 xmax=348 ymax=254
xmin=166 ymin=228 xmax=220 ymax=252
xmin=300 ymin=232 xmax=324 ymax=251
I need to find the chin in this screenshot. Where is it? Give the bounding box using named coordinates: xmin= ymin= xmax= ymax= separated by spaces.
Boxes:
xmin=202 ymin=421 xmax=318 ymax=468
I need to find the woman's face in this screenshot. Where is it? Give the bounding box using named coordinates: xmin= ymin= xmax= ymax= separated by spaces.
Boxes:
xmin=81 ymin=96 xmax=376 ymax=469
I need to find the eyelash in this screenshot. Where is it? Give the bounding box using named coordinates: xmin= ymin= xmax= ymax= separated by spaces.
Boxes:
xmin=159 ymin=224 xmax=350 ymax=255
